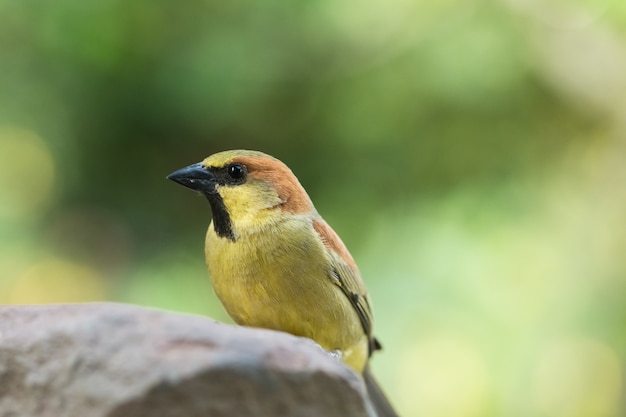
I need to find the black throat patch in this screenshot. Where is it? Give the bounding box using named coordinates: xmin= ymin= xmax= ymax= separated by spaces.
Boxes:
xmin=204 ymin=192 xmax=235 ymax=241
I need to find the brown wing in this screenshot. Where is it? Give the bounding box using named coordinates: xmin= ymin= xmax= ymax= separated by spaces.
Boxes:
xmin=313 ymin=219 xmax=381 ymax=355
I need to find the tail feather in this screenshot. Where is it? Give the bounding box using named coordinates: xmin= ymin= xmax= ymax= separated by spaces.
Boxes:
xmin=363 ymin=366 xmax=400 ymax=417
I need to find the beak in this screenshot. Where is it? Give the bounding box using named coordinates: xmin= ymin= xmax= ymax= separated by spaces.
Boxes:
xmin=167 ymin=162 xmax=217 ymax=193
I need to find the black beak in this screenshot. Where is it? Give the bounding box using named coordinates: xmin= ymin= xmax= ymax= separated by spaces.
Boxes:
xmin=167 ymin=162 xmax=217 ymax=193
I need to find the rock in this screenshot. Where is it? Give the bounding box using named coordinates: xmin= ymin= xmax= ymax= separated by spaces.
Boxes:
xmin=0 ymin=303 xmax=376 ymax=417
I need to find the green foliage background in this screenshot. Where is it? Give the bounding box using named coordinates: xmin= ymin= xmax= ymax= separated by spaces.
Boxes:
xmin=1 ymin=1 xmax=625 ymax=415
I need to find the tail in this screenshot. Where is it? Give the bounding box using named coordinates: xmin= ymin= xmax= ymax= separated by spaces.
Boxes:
xmin=363 ymin=365 xmax=400 ymax=417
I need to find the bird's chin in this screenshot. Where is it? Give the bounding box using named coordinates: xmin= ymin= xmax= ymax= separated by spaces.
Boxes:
xmin=201 ymin=186 xmax=219 ymax=195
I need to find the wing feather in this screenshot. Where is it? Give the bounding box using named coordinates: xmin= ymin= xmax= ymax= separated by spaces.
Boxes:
xmin=313 ymin=218 xmax=381 ymax=355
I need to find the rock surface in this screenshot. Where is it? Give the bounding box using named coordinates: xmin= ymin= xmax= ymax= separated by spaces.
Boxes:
xmin=0 ymin=303 xmax=376 ymax=417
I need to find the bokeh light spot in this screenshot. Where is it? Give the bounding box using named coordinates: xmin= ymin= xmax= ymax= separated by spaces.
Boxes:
xmin=532 ymin=337 xmax=622 ymax=417
xmin=8 ymin=258 xmax=106 ymax=304
xmin=396 ymin=336 xmax=491 ymax=417
xmin=0 ymin=126 xmax=56 ymax=220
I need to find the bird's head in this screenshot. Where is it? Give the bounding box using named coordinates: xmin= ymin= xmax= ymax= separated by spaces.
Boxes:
xmin=168 ymin=150 xmax=314 ymax=241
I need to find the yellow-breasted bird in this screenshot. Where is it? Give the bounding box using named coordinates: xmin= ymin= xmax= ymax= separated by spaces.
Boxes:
xmin=168 ymin=149 xmax=398 ymax=417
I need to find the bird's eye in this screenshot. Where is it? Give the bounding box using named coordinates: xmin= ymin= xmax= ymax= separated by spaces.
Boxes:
xmin=227 ymin=163 xmax=245 ymax=180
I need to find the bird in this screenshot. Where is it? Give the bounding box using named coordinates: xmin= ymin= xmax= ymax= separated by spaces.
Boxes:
xmin=168 ymin=149 xmax=398 ymax=417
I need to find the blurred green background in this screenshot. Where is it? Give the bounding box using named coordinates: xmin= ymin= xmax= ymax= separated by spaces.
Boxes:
xmin=1 ymin=0 xmax=625 ymax=415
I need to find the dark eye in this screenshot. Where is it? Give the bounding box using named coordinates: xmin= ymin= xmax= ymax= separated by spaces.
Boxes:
xmin=227 ymin=163 xmax=245 ymax=180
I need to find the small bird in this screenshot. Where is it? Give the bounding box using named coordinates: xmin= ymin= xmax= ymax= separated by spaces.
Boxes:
xmin=168 ymin=150 xmax=398 ymax=417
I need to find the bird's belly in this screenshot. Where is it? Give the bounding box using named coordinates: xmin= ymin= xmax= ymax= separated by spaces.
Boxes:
xmin=205 ymin=229 xmax=367 ymax=369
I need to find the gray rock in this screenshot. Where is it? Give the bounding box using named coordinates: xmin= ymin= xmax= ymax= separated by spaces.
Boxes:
xmin=0 ymin=303 xmax=376 ymax=417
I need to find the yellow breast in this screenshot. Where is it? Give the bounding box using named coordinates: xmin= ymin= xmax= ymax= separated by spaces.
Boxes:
xmin=204 ymin=215 xmax=368 ymax=372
